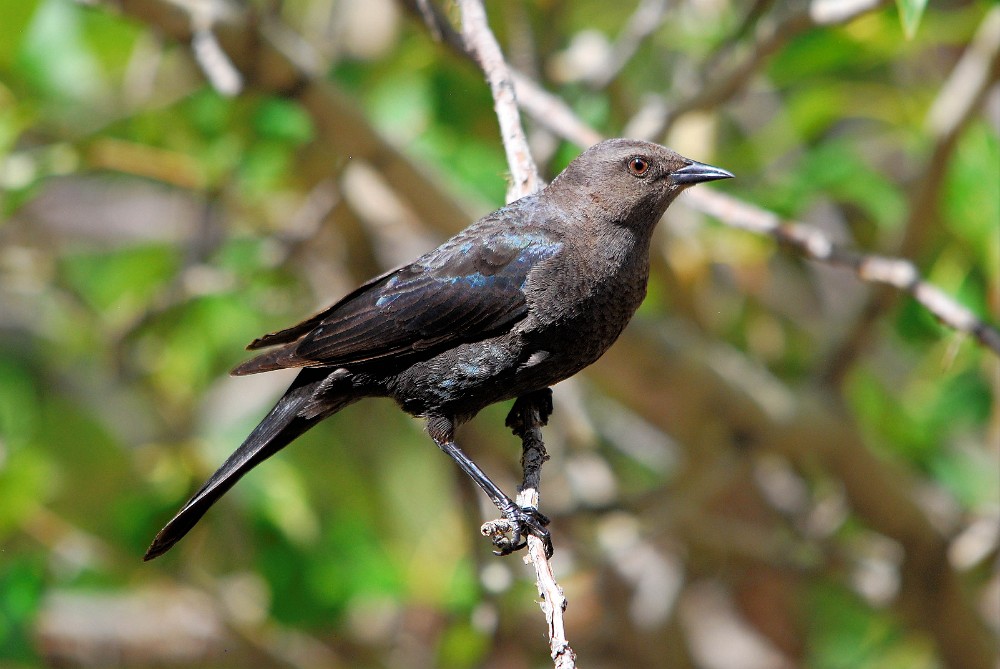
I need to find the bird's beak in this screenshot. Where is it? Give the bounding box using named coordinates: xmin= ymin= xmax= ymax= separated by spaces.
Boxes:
xmin=672 ymin=161 xmax=734 ymax=185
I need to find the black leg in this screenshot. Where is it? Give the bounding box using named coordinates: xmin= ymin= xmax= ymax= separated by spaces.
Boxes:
xmin=427 ymin=414 xmax=550 ymax=556
xmin=505 ymin=388 xmax=554 ymax=494
xmin=504 ymin=388 xmax=555 ymax=557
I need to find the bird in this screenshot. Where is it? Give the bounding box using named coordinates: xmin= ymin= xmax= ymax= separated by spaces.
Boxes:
xmin=143 ymin=138 xmax=732 ymax=561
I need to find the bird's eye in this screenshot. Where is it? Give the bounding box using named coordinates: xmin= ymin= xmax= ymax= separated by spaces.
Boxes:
xmin=628 ymin=157 xmax=650 ymax=177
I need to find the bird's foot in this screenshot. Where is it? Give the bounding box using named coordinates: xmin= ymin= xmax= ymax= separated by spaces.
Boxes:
xmin=481 ymin=505 xmax=553 ymax=558
xmin=505 ymin=388 xmax=554 ymax=436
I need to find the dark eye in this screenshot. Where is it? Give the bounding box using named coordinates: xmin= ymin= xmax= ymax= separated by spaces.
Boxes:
xmin=628 ymin=157 xmax=650 ymax=177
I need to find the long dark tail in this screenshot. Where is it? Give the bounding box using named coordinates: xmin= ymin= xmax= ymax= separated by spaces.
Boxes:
xmin=144 ymin=370 xmax=355 ymax=561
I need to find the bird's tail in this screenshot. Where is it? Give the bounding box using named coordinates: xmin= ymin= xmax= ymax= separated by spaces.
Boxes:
xmin=143 ymin=370 xmax=355 ymax=561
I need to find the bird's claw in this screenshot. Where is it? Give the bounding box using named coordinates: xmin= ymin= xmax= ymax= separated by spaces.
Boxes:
xmin=481 ymin=506 xmax=553 ymax=558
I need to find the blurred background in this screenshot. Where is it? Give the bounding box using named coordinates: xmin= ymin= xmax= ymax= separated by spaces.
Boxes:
xmin=0 ymin=0 xmax=997 ymax=667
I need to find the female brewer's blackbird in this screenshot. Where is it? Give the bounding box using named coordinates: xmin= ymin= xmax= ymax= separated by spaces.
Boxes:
xmin=144 ymin=139 xmax=732 ymax=560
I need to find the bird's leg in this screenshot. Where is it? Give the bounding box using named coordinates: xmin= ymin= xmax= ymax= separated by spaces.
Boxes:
xmin=503 ymin=388 xmax=554 ymax=557
xmin=505 ymin=387 xmax=553 ymax=494
xmin=427 ymin=415 xmax=550 ymax=557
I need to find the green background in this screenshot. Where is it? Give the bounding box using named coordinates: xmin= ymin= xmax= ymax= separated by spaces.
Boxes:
xmin=0 ymin=0 xmax=997 ymax=667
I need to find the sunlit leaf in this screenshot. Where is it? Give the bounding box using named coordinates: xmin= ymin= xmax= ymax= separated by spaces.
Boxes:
xmin=15 ymin=0 xmax=106 ymax=108
xmin=0 ymin=0 xmax=38 ymax=69
xmin=895 ymin=0 xmax=929 ymax=39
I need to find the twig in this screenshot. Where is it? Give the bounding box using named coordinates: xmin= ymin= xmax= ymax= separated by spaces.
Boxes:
xmin=190 ymin=27 xmax=242 ymax=96
xmin=414 ymin=0 xmax=442 ymax=42
xmin=505 ymin=391 xmax=576 ymax=669
xmin=456 ymin=2 xmax=575 ymax=664
xmin=682 ymin=189 xmax=1000 ymax=355
xmin=167 ymin=0 xmax=244 ymax=95
xmin=458 ymin=0 xmax=540 ymax=200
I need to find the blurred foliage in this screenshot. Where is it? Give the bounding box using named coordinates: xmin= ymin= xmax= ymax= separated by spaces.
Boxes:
xmin=0 ymin=1 xmax=997 ymax=668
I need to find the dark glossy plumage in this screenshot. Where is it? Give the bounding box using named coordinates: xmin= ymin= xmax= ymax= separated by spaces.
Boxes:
xmin=144 ymin=139 xmax=732 ymax=561
xmin=232 ymin=224 xmax=561 ymax=374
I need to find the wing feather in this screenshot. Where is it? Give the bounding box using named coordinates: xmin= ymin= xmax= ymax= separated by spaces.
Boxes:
xmin=233 ymin=227 xmax=561 ymax=375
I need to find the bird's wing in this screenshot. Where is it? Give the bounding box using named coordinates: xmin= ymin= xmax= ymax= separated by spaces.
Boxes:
xmin=232 ymin=228 xmax=561 ymax=375
xmin=244 ymin=265 xmax=401 ymax=351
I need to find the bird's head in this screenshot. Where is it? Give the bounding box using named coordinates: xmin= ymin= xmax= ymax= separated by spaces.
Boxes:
xmin=549 ymin=138 xmax=732 ymax=231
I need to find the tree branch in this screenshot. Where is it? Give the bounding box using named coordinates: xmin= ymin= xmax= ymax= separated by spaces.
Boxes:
xmin=821 ymin=6 xmax=1000 ymax=380
xmin=456 ymin=2 xmax=574 ymax=664
xmin=505 ymin=390 xmax=576 ymax=669
xmin=682 ymin=188 xmax=1000 ymax=355
xmin=458 ymin=0 xmax=540 ymax=200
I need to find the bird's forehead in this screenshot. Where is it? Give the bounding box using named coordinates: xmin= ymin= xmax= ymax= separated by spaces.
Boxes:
xmin=581 ymin=139 xmax=684 ymax=166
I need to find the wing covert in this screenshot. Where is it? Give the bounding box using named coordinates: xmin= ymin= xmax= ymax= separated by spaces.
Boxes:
xmin=233 ymin=227 xmax=562 ymax=374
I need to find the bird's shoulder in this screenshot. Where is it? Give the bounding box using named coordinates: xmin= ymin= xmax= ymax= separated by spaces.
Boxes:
xmin=416 ymin=204 xmax=565 ymax=282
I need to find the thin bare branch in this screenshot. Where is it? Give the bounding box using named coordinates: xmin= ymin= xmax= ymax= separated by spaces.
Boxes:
xmin=456 ymin=2 xmax=574 ymax=663
xmin=683 ymin=188 xmax=1000 ymax=355
xmin=821 ymin=6 xmax=1000 ymax=378
xmin=458 ymin=0 xmax=540 ymax=201
xmin=506 ymin=393 xmax=576 ymax=669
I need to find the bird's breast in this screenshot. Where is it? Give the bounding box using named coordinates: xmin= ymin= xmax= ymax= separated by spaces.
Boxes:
xmin=521 ymin=236 xmax=650 ymax=372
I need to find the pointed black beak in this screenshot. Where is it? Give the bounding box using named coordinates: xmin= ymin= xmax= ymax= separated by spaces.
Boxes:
xmin=672 ymin=160 xmax=734 ymax=185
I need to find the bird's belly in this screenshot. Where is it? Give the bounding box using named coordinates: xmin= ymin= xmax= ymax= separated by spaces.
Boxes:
xmin=387 ymin=335 xmax=526 ymax=419
xmin=518 ymin=312 xmax=632 ymax=384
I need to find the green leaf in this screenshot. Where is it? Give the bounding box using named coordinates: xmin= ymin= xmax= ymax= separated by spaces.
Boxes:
xmin=895 ymin=0 xmax=928 ymax=39
xmin=59 ymin=244 xmax=179 ymax=319
xmin=942 ymin=122 xmax=1000 ymax=274
xmin=0 ymin=358 xmax=39 ymax=450
xmin=15 ymin=0 xmax=106 ymax=106
xmin=0 ymin=559 xmax=45 ymax=663
xmin=0 ymin=0 xmax=38 ymax=69
xmin=252 ymin=97 xmax=314 ymax=144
